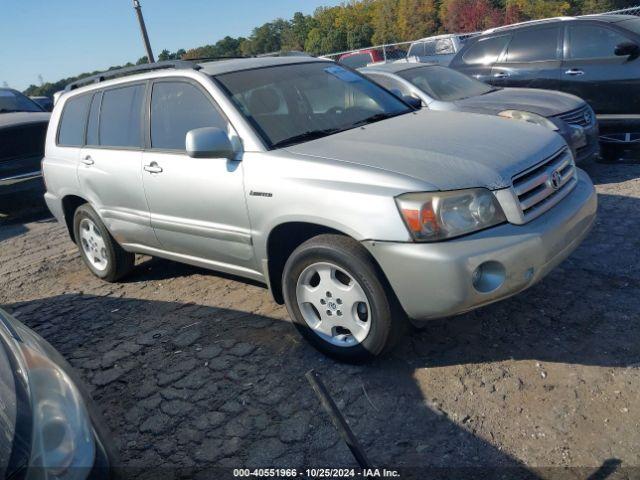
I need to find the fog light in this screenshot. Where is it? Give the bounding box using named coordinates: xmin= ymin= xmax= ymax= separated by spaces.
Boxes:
xmin=472 ymin=261 xmax=506 ymax=293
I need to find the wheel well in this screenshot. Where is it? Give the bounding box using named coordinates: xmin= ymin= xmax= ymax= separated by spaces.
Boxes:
xmin=61 ymin=195 xmax=87 ymax=242
xmin=267 ymin=222 xmax=342 ymax=304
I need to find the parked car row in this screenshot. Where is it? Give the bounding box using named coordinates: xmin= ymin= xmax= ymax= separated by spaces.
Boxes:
xmin=360 ymin=62 xmax=599 ymax=164
xmin=450 ymin=14 xmax=640 ymax=160
xmin=41 ymin=56 xmax=597 ymax=363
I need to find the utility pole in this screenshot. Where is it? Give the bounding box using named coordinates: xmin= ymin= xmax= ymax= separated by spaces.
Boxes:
xmin=133 ymin=0 xmax=155 ymax=63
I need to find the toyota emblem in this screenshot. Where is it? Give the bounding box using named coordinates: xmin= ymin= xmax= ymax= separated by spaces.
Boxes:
xmin=550 ymin=171 xmax=562 ymax=190
xmin=583 ymin=111 xmax=592 ymax=125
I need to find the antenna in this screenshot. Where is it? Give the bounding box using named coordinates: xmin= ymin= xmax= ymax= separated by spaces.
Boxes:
xmin=133 ymin=0 xmax=155 ymax=63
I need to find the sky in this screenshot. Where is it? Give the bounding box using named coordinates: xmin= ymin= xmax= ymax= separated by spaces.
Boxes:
xmin=0 ymin=0 xmax=342 ymax=92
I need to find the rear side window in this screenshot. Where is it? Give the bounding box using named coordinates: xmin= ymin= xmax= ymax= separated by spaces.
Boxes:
xmin=505 ymin=27 xmax=560 ymax=62
xmin=567 ymin=24 xmax=630 ymax=59
xmin=99 ymin=84 xmax=144 ymax=148
xmin=340 ymin=53 xmax=373 ymax=68
xmin=462 ymin=35 xmax=510 ymax=65
xmin=150 ymin=81 xmax=227 ymax=151
xmin=57 ymin=94 xmax=91 ymax=146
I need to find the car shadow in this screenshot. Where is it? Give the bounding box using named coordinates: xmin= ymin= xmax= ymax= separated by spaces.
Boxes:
xmin=0 ymin=181 xmax=51 ymax=243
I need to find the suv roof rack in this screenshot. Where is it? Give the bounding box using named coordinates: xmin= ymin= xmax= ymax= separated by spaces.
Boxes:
xmin=482 ymin=16 xmax=575 ymax=34
xmin=64 ymin=60 xmax=200 ymax=91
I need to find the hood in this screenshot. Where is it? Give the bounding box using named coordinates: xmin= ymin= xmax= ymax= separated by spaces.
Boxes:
xmin=0 ymin=112 xmax=50 ymax=129
xmin=285 ymin=109 xmax=566 ymax=191
xmin=454 ymin=88 xmax=584 ymax=117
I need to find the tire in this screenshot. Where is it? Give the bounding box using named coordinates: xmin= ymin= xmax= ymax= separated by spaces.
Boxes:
xmin=599 ymin=143 xmax=624 ymax=163
xmin=282 ymin=234 xmax=407 ymax=362
xmin=73 ymin=204 xmax=134 ymax=282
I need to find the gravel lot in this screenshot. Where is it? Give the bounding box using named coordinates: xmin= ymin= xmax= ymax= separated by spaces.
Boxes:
xmin=1 ymin=159 xmax=639 ymax=478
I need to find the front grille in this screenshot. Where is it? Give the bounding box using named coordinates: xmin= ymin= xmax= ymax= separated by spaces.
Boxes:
xmin=512 ymin=148 xmax=577 ymax=222
xmin=0 ymin=122 xmax=48 ymax=163
xmin=555 ymin=105 xmax=594 ymax=128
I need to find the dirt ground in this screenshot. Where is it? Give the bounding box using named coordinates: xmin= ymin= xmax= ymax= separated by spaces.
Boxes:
xmin=1 ymin=159 xmax=639 ymax=479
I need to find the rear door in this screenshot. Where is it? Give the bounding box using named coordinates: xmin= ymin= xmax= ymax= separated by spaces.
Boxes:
xmin=559 ymin=21 xmax=640 ymax=115
xmin=78 ymin=83 xmax=158 ymax=247
xmin=141 ymin=79 xmax=254 ymax=272
xmin=450 ymin=34 xmax=511 ymax=82
xmin=490 ymin=25 xmax=563 ymax=89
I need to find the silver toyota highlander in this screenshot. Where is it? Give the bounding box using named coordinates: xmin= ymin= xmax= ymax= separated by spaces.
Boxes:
xmin=42 ymin=57 xmax=597 ymax=361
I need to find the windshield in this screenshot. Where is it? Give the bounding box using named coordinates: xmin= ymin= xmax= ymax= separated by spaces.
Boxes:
xmin=398 ymin=65 xmax=495 ymax=102
xmin=215 ymin=62 xmax=411 ymax=149
xmin=0 ymin=89 xmax=43 ymax=113
xmin=620 ymin=17 xmax=640 ymax=36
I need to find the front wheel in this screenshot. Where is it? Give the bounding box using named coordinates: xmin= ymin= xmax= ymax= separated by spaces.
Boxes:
xmin=282 ymin=234 xmax=406 ymax=362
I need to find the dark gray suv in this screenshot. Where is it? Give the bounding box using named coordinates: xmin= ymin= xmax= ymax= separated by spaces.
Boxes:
xmin=450 ymin=15 xmax=640 ymax=160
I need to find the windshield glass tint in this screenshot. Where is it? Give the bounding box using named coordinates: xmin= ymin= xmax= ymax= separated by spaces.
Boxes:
xmin=0 ymin=89 xmax=43 ymax=113
xmin=215 ymin=62 xmax=411 ymax=148
xmin=620 ymin=18 xmax=640 ymax=36
xmin=399 ymin=66 xmax=494 ymax=101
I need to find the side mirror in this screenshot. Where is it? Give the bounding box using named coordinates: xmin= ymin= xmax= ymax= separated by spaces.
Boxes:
xmin=403 ymin=95 xmax=422 ymax=110
xmin=186 ymin=127 xmax=235 ymax=159
xmin=615 ymin=41 xmax=639 ymax=58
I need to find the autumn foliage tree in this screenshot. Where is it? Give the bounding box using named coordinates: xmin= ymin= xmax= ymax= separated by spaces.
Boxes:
xmin=440 ymin=0 xmax=503 ymax=33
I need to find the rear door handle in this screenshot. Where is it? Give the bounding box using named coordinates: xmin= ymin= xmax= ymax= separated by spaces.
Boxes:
xmin=493 ymin=72 xmax=508 ymax=79
xmin=565 ymin=69 xmax=584 ymax=76
xmin=81 ymin=155 xmax=94 ymax=166
xmin=143 ymin=162 xmax=163 ymax=174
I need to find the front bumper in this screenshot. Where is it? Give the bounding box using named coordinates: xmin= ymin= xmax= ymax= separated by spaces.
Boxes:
xmin=364 ymin=169 xmax=597 ymax=321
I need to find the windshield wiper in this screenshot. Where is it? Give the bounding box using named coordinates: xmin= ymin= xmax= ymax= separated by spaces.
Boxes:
xmin=271 ymin=128 xmax=341 ymax=149
xmin=351 ymin=111 xmax=406 ymax=128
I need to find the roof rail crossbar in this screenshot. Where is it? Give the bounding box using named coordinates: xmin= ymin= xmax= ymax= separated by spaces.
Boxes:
xmin=64 ymin=60 xmax=200 ymax=91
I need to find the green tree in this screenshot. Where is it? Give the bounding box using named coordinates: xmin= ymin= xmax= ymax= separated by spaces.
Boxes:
xmin=372 ymin=0 xmax=400 ymax=44
xmin=397 ymin=0 xmax=439 ymax=40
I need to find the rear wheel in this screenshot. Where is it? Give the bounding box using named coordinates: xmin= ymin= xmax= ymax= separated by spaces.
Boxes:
xmin=282 ymin=234 xmax=406 ymax=362
xmin=73 ymin=204 xmax=134 ymax=282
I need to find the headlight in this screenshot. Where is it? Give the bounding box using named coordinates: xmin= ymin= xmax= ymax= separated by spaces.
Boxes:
xmin=396 ymin=188 xmax=506 ymax=241
xmin=7 ymin=323 xmax=97 ymax=480
xmin=498 ymin=110 xmax=559 ymax=131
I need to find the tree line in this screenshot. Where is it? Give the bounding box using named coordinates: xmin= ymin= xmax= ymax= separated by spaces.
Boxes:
xmin=24 ymin=0 xmax=637 ymax=98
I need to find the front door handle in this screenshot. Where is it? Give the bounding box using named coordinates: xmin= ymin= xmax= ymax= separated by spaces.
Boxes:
xmin=493 ymin=72 xmax=508 ymax=79
xmin=143 ymin=162 xmax=163 ymax=174
xmin=565 ymin=69 xmax=585 ymax=76
xmin=81 ymin=155 xmax=94 ymax=166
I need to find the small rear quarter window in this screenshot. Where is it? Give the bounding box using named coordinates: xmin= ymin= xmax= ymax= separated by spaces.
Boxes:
xmin=57 ymin=94 xmax=92 ymax=146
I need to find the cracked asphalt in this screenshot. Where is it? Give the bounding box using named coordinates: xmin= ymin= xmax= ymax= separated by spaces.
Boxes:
xmin=0 ymin=159 xmax=639 ymax=478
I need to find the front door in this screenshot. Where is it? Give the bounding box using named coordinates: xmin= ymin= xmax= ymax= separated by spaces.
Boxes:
xmin=141 ymin=79 xmax=255 ymax=274
xmin=78 ymin=84 xmax=158 ymax=247
xmin=558 ymin=22 xmax=640 ymax=115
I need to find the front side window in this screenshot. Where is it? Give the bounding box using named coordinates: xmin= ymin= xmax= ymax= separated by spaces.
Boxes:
xmin=505 ymin=27 xmax=560 ymax=62
xmin=567 ymin=24 xmax=630 ymax=59
xmin=399 ymin=66 xmax=495 ymax=101
xmin=619 ymin=18 xmax=640 ymax=36
xmin=99 ymin=84 xmax=144 ymax=148
xmin=151 ymin=81 xmax=227 ymax=150
xmin=368 ymin=74 xmax=413 ymax=97
xmin=57 ymin=94 xmax=92 ymax=146
xmin=215 ymin=62 xmax=411 ymax=149
xmin=0 ymin=89 xmax=43 ymax=113
xmin=462 ymin=35 xmax=510 ymax=65
xmin=408 ymin=43 xmax=425 ymax=57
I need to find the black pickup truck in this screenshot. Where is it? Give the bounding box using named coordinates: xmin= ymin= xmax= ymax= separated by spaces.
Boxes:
xmin=0 ymin=88 xmax=50 ymax=193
